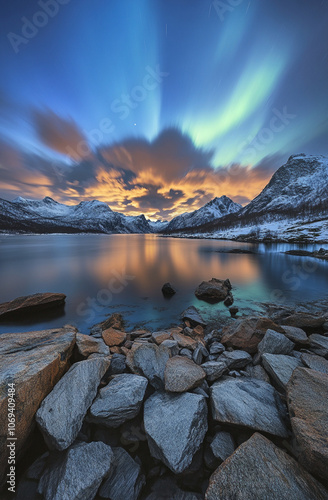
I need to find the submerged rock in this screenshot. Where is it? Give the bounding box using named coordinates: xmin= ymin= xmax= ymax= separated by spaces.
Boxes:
xmin=0 ymin=292 xmax=66 ymax=319
xmin=36 ymin=357 xmax=110 ymax=450
xmin=38 ymin=441 xmax=114 ymax=500
xmin=287 ymin=367 xmax=328 ymax=482
xmin=164 ymin=356 xmax=206 ymax=393
xmin=144 ymin=391 xmax=208 ymax=473
xmin=195 ymin=278 xmax=231 ymax=303
xmin=205 ymin=433 xmax=328 ymax=500
xmin=0 ymin=327 xmax=75 ymax=484
xmin=88 ymin=374 xmax=148 ymax=427
xmin=210 ymin=376 xmax=288 ymax=437
xmin=99 ymin=447 xmax=145 ymax=500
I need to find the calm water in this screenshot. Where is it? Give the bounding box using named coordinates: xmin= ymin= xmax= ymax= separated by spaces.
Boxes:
xmin=0 ymin=234 xmax=327 ymax=334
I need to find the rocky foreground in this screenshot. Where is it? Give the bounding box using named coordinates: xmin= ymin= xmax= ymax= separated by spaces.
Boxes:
xmin=0 ymin=301 xmax=328 ymax=499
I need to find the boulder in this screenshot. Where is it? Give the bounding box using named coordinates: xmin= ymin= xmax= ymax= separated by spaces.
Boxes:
xmin=36 ymin=357 xmax=110 ymax=450
xmin=172 ymin=332 xmax=198 ymax=350
xmin=281 ymin=325 xmax=309 ymax=345
xmin=88 ymin=374 xmax=148 ymax=427
xmin=262 ymin=353 xmax=302 ymax=391
xmin=161 ymin=282 xmax=176 ymax=297
xmin=107 ymin=353 xmax=127 ymax=375
xmin=258 ymin=329 xmax=294 ymax=355
xmin=308 ymin=334 xmax=328 ymax=357
xmin=99 ymin=447 xmax=145 ymax=500
xmin=220 ymin=350 xmax=252 ymax=369
xmin=201 ymin=361 xmax=228 ymax=382
xmin=301 ymin=353 xmax=328 ymax=374
xmin=90 ymin=313 xmax=124 ymax=337
xmin=181 ymin=306 xmax=206 ymax=327
xmin=193 ymin=344 xmax=209 ymax=364
xmin=282 ymin=313 xmax=326 ymax=332
xmin=76 ymin=333 xmax=109 ymax=358
xmin=151 ymin=331 xmax=171 ymax=345
xmin=229 ymin=306 xmax=239 ymax=317
xmin=210 ymin=431 xmax=235 ymax=463
xmin=161 ymin=339 xmax=179 ymax=356
xmin=195 ymin=278 xmax=231 ymax=303
xmin=144 ymin=391 xmax=208 ymax=473
xmin=164 ymin=356 xmax=206 ymax=393
xmin=210 ymin=377 xmax=288 ymax=437
xmin=0 ymin=292 xmax=66 ymax=319
xmin=209 ymin=342 xmax=225 ymax=355
xmin=221 ymin=317 xmax=284 ymax=354
xmin=145 ymin=478 xmax=202 ymax=500
xmin=287 ymin=368 xmax=328 ymax=481
xmin=0 ymin=327 xmax=75 ymax=485
xmin=38 ymin=441 xmax=114 ymax=500
xmin=244 ymin=364 xmax=270 ymax=383
xmin=205 ymin=433 xmax=328 ymax=500
xmin=102 ymin=327 xmax=127 ymax=347
xmin=132 ymin=343 xmax=170 ymax=389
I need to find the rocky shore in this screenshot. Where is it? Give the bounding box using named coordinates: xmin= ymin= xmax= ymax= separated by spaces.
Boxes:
xmin=0 ymin=287 xmax=328 ymax=499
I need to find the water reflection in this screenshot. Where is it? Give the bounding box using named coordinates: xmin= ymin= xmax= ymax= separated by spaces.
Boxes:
xmin=0 ymin=234 xmax=327 ymax=334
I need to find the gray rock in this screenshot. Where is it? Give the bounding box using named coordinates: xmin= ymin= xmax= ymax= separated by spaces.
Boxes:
xmin=144 ymin=391 xmax=208 ymax=473
xmin=209 ymin=342 xmax=225 ymax=355
xmin=258 ymin=329 xmax=295 ymax=355
xmin=151 ymin=331 xmax=171 ymax=345
xmin=220 ymin=350 xmax=252 ymax=369
xmin=301 ymin=353 xmax=328 ymax=374
xmin=210 ymin=376 xmax=288 ymax=437
xmin=262 ymin=353 xmax=302 ymax=391
xmin=164 ymin=356 xmax=206 ymax=393
xmin=281 ymin=325 xmax=309 ymax=345
xmin=38 ymin=442 xmax=113 ymax=500
xmin=108 ymin=353 xmax=127 ymax=375
xmin=205 ymin=433 xmax=328 ymax=500
xmin=132 ymin=343 xmax=170 ymax=389
xmin=76 ymin=333 xmax=109 ymax=358
xmin=244 ymin=364 xmax=270 ymax=383
xmin=309 ymin=334 xmax=328 ymax=357
xmin=161 ymin=339 xmax=179 ymax=356
xmin=201 ymin=361 xmax=228 ymax=382
xmin=180 ymin=348 xmax=193 ymax=359
xmin=195 ymin=278 xmax=230 ymax=303
xmin=145 ymin=478 xmax=202 ymax=500
xmin=99 ymin=447 xmax=145 ymax=500
xmin=88 ymin=374 xmax=148 ymax=427
xmin=36 ymin=357 xmax=110 ymax=450
xmin=161 ymin=282 xmax=176 ymax=297
xmin=210 ymin=431 xmax=235 ymax=463
xmin=181 ymin=305 xmax=206 ymax=327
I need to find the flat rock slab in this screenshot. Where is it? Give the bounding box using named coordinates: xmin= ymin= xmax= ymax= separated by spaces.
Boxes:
xmin=181 ymin=306 xmax=206 ymax=327
xmin=88 ymin=373 xmax=148 ymax=427
xmin=308 ymin=334 xmax=328 ymax=357
xmin=258 ymin=329 xmax=294 ymax=355
xmin=38 ymin=441 xmax=114 ymax=500
xmin=99 ymin=447 xmax=145 ymax=500
xmin=281 ymin=325 xmax=309 ymax=345
xmin=205 ymin=433 xmax=328 ymax=500
xmin=0 ymin=292 xmax=66 ymax=319
xmin=164 ymin=356 xmax=206 ymax=392
xmin=36 ymin=357 xmax=110 ymax=450
xmin=0 ymin=327 xmax=75 ymax=485
xmin=132 ymin=344 xmax=170 ymax=389
xmin=262 ymin=353 xmax=302 ymax=391
xmin=144 ymin=391 xmax=208 ymax=473
xmin=195 ymin=278 xmax=231 ymax=303
xmin=219 ymin=350 xmax=252 ymax=369
xmin=301 ymin=353 xmax=328 ymax=374
xmin=210 ymin=376 xmax=289 ymax=437
xmin=221 ymin=317 xmax=284 ymax=354
xmin=287 ymin=367 xmax=328 ymax=482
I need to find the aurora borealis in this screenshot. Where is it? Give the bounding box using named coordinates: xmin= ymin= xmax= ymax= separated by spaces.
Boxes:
xmin=0 ymin=0 xmax=327 ymax=218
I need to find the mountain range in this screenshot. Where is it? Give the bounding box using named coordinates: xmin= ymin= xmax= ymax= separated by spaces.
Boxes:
xmin=0 ymin=154 xmax=327 ymax=240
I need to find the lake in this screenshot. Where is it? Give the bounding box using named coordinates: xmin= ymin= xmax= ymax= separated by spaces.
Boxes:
xmin=0 ymin=234 xmax=327 ymax=334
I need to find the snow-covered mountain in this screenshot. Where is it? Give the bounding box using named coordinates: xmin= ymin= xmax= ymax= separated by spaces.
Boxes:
xmin=147 ymin=219 xmax=169 ymax=233
xmin=164 ymin=196 xmax=242 ymax=232
xmin=242 ymin=154 xmax=328 ymax=216
xmin=0 ymin=197 xmax=151 ymax=234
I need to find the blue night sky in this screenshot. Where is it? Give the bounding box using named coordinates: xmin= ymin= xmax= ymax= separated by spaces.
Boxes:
xmin=0 ymin=0 xmax=327 ymax=218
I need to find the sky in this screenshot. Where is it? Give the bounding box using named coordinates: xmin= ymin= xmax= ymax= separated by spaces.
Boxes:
xmin=0 ymin=0 xmax=327 ymax=219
